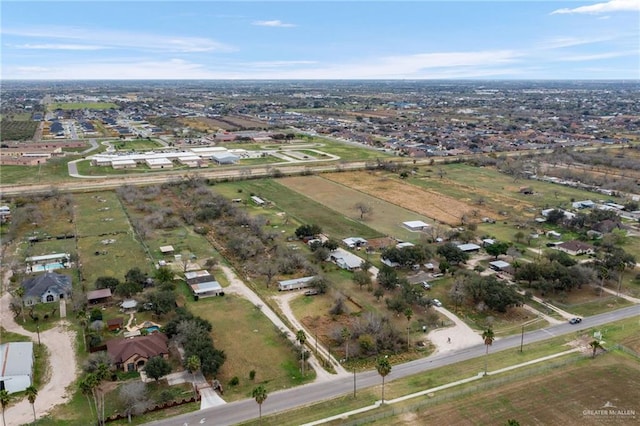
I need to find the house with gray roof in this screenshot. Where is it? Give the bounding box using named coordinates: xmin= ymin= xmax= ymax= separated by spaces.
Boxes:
xmin=21 ymin=272 xmax=72 ymax=306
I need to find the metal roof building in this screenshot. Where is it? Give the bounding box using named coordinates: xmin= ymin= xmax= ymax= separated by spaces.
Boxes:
xmin=0 ymin=342 xmax=34 ymax=393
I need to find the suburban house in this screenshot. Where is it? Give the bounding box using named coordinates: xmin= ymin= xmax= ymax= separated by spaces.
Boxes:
xmin=556 ymin=240 xmax=595 ymax=256
xmin=328 ymin=248 xmax=364 ymax=271
xmin=278 ymin=276 xmax=316 ymax=291
xmin=107 ymin=333 xmax=169 ymax=372
xmin=0 ymin=342 xmax=34 ymax=393
xmin=185 ymin=270 xmax=223 ymax=298
xmin=21 ymin=272 xmax=72 ymax=306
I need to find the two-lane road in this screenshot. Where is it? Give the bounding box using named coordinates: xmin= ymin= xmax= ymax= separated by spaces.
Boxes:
xmin=146 ymin=304 xmax=640 ymax=426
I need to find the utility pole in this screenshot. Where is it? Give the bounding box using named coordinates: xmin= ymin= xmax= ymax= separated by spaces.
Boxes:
xmin=353 ymin=368 xmax=356 ymax=398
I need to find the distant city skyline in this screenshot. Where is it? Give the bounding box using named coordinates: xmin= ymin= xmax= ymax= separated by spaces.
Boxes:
xmin=2 ymin=0 xmax=639 ymax=80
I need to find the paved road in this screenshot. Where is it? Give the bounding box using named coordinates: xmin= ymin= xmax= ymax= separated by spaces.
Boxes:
xmin=145 ymin=303 xmax=640 ymax=426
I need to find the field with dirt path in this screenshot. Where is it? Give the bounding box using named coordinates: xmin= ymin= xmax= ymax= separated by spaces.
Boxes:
xmin=323 ymin=171 xmax=495 ymax=226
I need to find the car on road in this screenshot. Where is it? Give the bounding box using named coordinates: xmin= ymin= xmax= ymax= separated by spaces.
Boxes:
xmin=421 ymin=281 xmax=431 ymax=290
xmin=432 ymin=298 xmax=443 ymax=307
xmin=569 ymin=317 xmax=582 ymax=324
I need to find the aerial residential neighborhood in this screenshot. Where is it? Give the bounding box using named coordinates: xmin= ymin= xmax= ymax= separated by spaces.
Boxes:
xmin=1 ymin=1 xmax=640 ymax=425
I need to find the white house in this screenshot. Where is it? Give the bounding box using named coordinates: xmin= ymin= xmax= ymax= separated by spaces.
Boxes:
xmin=278 ymin=276 xmax=316 ymax=291
xmin=0 ymin=342 xmax=34 ymax=394
xmin=328 ymin=248 xmax=365 ymax=271
xmin=343 ymin=237 xmax=368 ymax=249
xmin=185 ymin=270 xmax=223 ymax=297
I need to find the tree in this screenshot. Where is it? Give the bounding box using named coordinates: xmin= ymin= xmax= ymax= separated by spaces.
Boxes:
xmin=589 ymin=340 xmax=603 ymax=358
xmin=341 ymin=327 xmax=351 ymax=360
xmin=26 ymin=384 xmax=38 ymax=423
xmin=377 ymin=265 xmax=399 ymax=290
xmin=252 ymin=385 xmax=268 ymax=422
xmin=119 ymin=381 xmax=149 ymax=423
xmin=125 ymin=267 xmax=147 ymax=287
xmin=482 ymin=328 xmax=495 ymax=376
xmin=144 ymin=356 xmax=172 ymax=381
xmin=146 ymin=290 xmax=175 ymax=317
xmin=0 ymin=390 xmax=10 ymax=426
xmin=404 ymin=308 xmax=413 ymax=348
xmin=545 ymin=209 xmax=565 ymax=225
xmin=115 ymin=280 xmax=143 ymax=298
xmin=296 ymin=330 xmax=307 ymax=375
xmin=185 ymin=355 xmax=201 ymax=400
xmin=376 ymin=357 xmax=392 ymax=404
xmin=485 ymin=241 xmax=509 ymax=259
xmin=354 ymin=202 xmax=372 ymax=220
xmin=513 ymin=231 xmax=525 ymax=243
xmin=295 ymin=224 xmax=322 ymax=239
xmin=352 ymin=269 xmax=371 ymax=290
xmin=437 ymin=243 xmax=469 ymax=265
xmin=95 ymin=276 xmax=119 ymax=292
xmin=154 ymin=266 xmax=174 ymax=285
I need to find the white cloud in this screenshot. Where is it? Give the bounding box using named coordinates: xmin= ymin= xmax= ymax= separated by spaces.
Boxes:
xmin=252 ymin=20 xmax=297 ymax=28
xmin=2 ymin=26 xmax=234 ymax=53
xmin=551 ymin=0 xmax=640 ymax=15
xmin=537 ymin=35 xmax=616 ymax=49
xmin=12 ymin=43 xmax=106 ymax=50
xmin=558 ymin=50 xmax=638 ymax=61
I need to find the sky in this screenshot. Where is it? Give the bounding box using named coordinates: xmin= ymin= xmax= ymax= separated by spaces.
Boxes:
xmin=1 ymin=0 xmax=639 ymax=80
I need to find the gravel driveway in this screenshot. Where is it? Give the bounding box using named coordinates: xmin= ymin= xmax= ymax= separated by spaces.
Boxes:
xmin=1 ymin=281 xmax=78 ymax=425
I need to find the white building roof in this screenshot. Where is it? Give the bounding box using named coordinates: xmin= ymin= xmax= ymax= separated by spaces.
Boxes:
xmin=25 ymin=253 xmax=70 ymax=262
xmin=145 ymin=158 xmax=173 ymax=166
xmin=457 ymin=243 xmax=481 ymax=251
xmin=403 ymin=220 xmax=429 ymax=229
xmin=190 ymin=280 xmax=222 ymax=295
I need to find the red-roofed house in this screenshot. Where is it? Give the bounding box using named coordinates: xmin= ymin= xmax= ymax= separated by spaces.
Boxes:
xmin=106 ymin=333 xmax=169 ymax=372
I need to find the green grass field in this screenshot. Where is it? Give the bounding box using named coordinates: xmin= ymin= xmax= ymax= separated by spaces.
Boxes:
xmin=187 ymin=294 xmax=316 ymax=401
xmin=0 ymin=156 xmax=82 ymax=184
xmin=47 ymin=102 xmax=119 ymax=111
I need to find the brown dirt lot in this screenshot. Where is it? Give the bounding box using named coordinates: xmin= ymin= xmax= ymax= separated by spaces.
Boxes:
xmin=372 ymin=355 xmax=640 ymax=426
xmin=324 ymin=171 xmax=495 ymax=226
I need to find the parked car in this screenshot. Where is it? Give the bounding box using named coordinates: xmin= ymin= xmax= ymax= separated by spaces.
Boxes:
xmin=304 ymin=290 xmax=319 ymax=296
xmin=432 ymin=298 xmax=443 ymax=307
xmin=421 ymin=281 xmax=431 ymax=290
xmin=569 ymin=317 xmax=582 ymax=324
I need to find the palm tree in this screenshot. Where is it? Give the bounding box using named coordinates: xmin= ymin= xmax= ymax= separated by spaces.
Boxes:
xmin=0 ymin=389 xmax=10 ymax=426
xmin=252 ymin=385 xmax=268 ymax=423
xmin=482 ymin=327 xmax=495 ymax=376
xmin=341 ymin=327 xmax=351 ymax=360
xmin=185 ymin=355 xmax=201 ymax=399
xmin=376 ymin=357 xmax=392 ymax=404
xmin=25 ymin=385 xmax=38 ymax=424
xmin=404 ymin=308 xmax=413 ymax=349
xmin=296 ymin=330 xmax=307 ymax=375
xmin=77 ymin=310 xmax=89 ymax=352
xmin=589 ymin=340 xmax=603 ymax=358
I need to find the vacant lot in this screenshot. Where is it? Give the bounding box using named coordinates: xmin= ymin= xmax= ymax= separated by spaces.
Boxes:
xmin=0 ymin=120 xmax=39 ymax=141
xmin=214 ymin=179 xmax=382 ymax=240
xmin=280 ymin=175 xmax=440 ymax=241
xmin=324 ymin=170 xmax=494 ymax=226
xmin=187 ymin=294 xmax=315 ymax=401
xmin=366 ymin=354 xmax=640 ymax=426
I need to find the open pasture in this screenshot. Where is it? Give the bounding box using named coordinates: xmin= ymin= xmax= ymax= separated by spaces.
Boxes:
xmin=324 ymin=170 xmax=495 ymax=226
xmin=366 ymin=355 xmax=640 ymax=426
xmin=214 ymin=179 xmax=382 ymax=240
xmin=279 ymin=175 xmax=439 ymax=241
xmin=73 ymin=192 xmax=131 ymax=236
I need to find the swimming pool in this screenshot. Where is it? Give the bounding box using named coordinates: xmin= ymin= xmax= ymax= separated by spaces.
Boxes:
xmin=31 ymin=263 xmax=65 ymax=273
xmin=147 ymin=325 xmax=160 ymax=333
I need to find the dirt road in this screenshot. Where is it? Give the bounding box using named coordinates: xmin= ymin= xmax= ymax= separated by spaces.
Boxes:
xmin=0 ymin=283 xmax=78 ymax=425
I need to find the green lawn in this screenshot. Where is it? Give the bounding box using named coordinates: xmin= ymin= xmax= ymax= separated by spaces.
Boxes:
xmin=0 ymin=156 xmax=82 ymax=184
xmin=186 ymin=294 xmax=316 ymax=401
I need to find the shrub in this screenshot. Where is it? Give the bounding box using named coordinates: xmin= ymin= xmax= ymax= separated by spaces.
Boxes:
xmin=249 ymin=370 xmax=256 ymax=381
xmin=229 ymin=376 xmax=239 ymax=386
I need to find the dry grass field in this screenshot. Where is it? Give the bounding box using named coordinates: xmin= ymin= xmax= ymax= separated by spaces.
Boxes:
xmin=367 ymin=355 xmax=640 ymax=426
xmin=323 ymin=171 xmax=495 ymax=226
xmin=279 ymin=175 xmax=436 ymax=242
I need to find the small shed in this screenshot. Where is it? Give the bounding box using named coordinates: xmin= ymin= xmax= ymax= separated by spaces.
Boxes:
xmin=159 ymin=245 xmax=175 ymax=255
xmin=403 ymin=220 xmax=430 ymax=231
xmin=107 ymin=317 xmax=124 ymax=331
xmin=87 ymin=288 xmax=113 ymax=304
xmin=120 ymin=299 xmax=138 ymax=313
xmin=251 ymin=196 xmax=266 ymax=206
xmin=489 ymin=260 xmax=510 ymax=271
xmin=457 ymin=243 xmax=481 ymax=252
